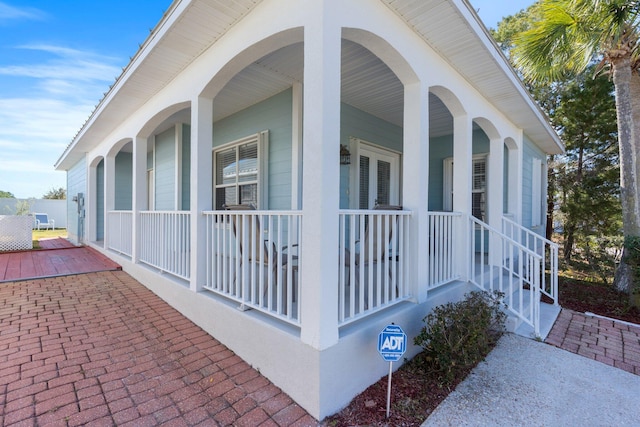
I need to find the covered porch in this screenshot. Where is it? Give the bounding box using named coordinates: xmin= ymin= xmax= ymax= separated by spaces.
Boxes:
xmin=57 ymin=0 xmax=563 ymax=418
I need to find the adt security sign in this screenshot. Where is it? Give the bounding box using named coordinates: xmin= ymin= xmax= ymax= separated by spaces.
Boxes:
xmin=377 ymin=324 xmax=406 ymax=362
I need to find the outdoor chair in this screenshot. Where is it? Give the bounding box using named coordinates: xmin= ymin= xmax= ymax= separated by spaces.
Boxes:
xmin=34 ymin=213 xmax=55 ymax=231
xmin=223 ymin=204 xmax=298 ymax=306
xmin=344 ymin=204 xmax=403 ymax=303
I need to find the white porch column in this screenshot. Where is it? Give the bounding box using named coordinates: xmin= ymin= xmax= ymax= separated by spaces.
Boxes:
xmin=132 ymin=136 xmax=148 ymax=262
xmin=299 ymin=0 xmax=341 ymax=350
xmin=190 ymin=97 xmax=214 ymax=292
xmin=104 ymin=154 xmax=116 ymax=249
xmin=452 ymin=115 xmax=472 ymax=281
xmin=403 ymin=82 xmax=429 ymax=302
xmin=488 ymin=136 xmax=504 ymax=265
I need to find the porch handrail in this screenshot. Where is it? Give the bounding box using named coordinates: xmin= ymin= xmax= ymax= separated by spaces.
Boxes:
xmin=470 ymin=215 xmax=543 ymax=336
xmin=502 ymin=216 xmax=559 ymax=305
xmin=139 ymin=211 xmax=191 ymax=280
xmin=107 ymin=210 xmax=133 ymax=257
xmin=338 ymin=209 xmax=412 ymax=326
xmin=202 ymin=209 xmax=302 ymax=326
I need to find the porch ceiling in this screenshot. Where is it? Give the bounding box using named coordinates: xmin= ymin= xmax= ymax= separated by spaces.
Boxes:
xmin=56 ymin=0 xmax=561 ymax=170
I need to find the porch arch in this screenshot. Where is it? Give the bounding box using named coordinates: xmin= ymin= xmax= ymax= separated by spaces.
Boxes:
xmin=200 ymin=27 xmax=304 ymax=100
xmin=342 ymin=27 xmax=419 ymax=86
xmin=429 ymin=85 xmax=466 ymax=117
xmin=137 ymin=102 xmax=191 ymax=139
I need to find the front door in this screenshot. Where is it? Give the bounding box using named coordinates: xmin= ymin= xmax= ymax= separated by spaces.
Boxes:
xmin=357 ymin=143 xmax=400 ymax=209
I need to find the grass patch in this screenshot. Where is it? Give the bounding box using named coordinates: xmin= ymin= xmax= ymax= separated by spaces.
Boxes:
xmin=32 ymin=229 xmax=67 ymax=249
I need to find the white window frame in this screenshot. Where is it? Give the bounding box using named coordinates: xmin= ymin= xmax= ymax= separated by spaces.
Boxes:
xmin=443 ymin=154 xmax=488 ymax=222
xmin=212 ymin=131 xmax=269 ymax=210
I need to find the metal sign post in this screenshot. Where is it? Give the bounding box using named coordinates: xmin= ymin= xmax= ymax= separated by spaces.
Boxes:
xmin=377 ymin=324 xmax=407 ymax=418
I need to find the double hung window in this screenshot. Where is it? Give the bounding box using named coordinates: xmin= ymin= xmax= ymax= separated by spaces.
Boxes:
xmin=214 ymin=131 xmax=268 ymax=210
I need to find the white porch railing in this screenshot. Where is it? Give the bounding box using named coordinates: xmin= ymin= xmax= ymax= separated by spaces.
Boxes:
xmin=502 ymin=216 xmax=559 ymax=305
xmin=338 ymin=209 xmax=412 ymax=326
xmin=470 ymin=215 xmax=543 ymax=336
xmin=139 ymin=211 xmax=191 ymax=280
xmin=427 ymin=212 xmax=462 ymax=289
xmin=107 ymin=210 xmax=133 ymax=257
xmin=202 ymin=210 xmax=302 ymax=325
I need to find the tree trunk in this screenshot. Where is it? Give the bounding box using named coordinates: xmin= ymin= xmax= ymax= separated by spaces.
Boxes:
xmin=629 ymin=71 xmax=640 ymax=215
xmin=611 ymin=58 xmax=640 ymax=293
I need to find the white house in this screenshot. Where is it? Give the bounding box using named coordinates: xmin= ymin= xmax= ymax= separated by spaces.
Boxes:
xmin=55 ymin=0 xmax=564 ymax=419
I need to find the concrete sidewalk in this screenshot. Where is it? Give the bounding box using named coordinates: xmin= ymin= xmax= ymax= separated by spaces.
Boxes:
xmin=422 ymin=333 xmax=640 ymax=426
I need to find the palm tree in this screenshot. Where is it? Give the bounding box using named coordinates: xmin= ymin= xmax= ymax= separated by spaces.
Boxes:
xmin=511 ymin=0 xmax=640 ymax=294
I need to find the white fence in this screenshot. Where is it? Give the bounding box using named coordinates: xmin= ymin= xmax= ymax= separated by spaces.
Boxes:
xmin=107 ymin=211 xmax=133 ymax=257
xmin=0 ymin=216 xmax=33 ymax=251
xmin=338 ymin=209 xmax=412 ymax=326
xmin=0 ymin=198 xmax=67 ymax=229
xmin=139 ymin=211 xmax=191 ymax=280
xmin=203 ymin=210 xmax=302 ymax=325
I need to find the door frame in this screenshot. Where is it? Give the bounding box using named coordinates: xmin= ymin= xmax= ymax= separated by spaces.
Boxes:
xmin=349 ymin=137 xmax=401 ymax=209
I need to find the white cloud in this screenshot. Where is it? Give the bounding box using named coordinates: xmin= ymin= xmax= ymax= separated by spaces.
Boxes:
xmin=0 ymin=2 xmax=46 ymax=24
xmin=0 ymin=98 xmax=93 ymax=142
xmin=0 ymin=44 xmax=121 ymax=97
xmin=0 ymin=44 xmax=123 ymax=197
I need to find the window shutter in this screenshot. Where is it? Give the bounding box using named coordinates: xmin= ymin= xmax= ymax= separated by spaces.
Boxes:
xmin=359 ymin=156 xmax=370 ymax=209
xmin=376 ymin=159 xmax=391 ymax=206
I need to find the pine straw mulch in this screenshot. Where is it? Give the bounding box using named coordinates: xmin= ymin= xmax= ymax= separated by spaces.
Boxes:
xmin=322 ymin=276 xmax=640 ymax=427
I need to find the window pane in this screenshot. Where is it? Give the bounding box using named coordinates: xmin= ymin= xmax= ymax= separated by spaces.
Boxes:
xmin=473 ymin=160 xmax=486 ymax=190
xmin=239 ymin=184 xmax=258 ymax=207
xmin=216 ymin=187 xmax=237 ymax=210
xmin=216 ymin=148 xmax=236 ymax=185
xmin=238 ymin=142 xmax=258 ymax=183
xmin=472 ymin=192 xmax=485 ymax=221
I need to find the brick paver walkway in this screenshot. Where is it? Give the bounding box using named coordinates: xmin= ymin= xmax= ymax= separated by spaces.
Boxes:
xmin=546 ymin=308 xmax=640 ymax=376
xmin=0 ymin=270 xmax=317 ymax=426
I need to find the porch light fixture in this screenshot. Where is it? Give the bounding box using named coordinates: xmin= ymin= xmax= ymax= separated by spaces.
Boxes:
xmin=340 ymin=144 xmax=351 ymax=165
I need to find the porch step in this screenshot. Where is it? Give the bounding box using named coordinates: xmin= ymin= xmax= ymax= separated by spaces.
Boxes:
xmin=474 ymin=265 xmax=559 ymax=339
xmin=514 ymin=301 xmax=561 ymax=340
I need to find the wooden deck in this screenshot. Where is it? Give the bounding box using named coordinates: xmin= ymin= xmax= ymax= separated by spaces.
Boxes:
xmin=0 ymin=238 xmax=121 ymax=282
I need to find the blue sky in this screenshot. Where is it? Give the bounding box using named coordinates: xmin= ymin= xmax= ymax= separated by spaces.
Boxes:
xmin=0 ymin=0 xmax=533 ymax=199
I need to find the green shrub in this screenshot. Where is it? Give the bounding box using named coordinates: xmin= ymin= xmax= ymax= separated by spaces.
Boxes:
xmin=413 ymin=291 xmax=506 ymax=385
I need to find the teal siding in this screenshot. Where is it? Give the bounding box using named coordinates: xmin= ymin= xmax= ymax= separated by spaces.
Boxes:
xmin=182 ymin=124 xmax=191 ymax=210
xmin=340 ymin=103 xmax=403 ymax=209
xmin=96 ymin=159 xmax=104 ymax=241
xmin=428 ymin=135 xmax=453 ymax=211
xmin=115 ymin=152 xmax=133 ymax=210
xmin=522 ymin=135 xmax=546 ymax=232
xmin=155 ymin=127 xmax=176 ymax=210
xmin=67 ymin=157 xmax=87 ymax=244
xmin=213 ymin=89 xmax=293 ymax=210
